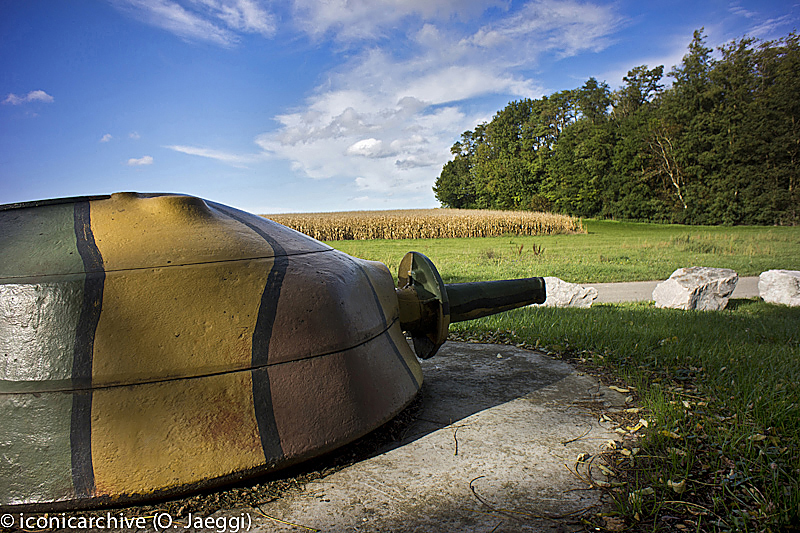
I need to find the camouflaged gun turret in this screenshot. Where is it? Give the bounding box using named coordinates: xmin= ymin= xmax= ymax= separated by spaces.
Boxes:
xmin=0 ymin=192 xmax=545 ymax=510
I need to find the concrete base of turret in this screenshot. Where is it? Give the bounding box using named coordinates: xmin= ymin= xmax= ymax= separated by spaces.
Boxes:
xmin=243 ymin=342 xmax=628 ymax=532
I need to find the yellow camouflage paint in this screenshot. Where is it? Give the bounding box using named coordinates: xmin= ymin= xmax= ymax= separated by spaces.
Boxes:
xmin=88 ymin=194 xmax=272 ymax=495
xmin=91 ymin=372 xmax=264 ymax=496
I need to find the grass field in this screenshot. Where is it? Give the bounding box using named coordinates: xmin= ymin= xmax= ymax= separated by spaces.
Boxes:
xmin=327 ymin=219 xmax=799 ymax=284
xmin=327 ymin=219 xmax=800 ymax=532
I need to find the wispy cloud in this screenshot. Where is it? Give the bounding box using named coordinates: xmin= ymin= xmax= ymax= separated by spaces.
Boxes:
xmin=110 ymin=0 xmax=275 ymax=46
xmin=727 ymin=2 xmax=799 ymax=39
xmin=3 ymin=90 xmax=54 ymax=105
xmin=210 ymin=0 xmax=275 ymax=35
xmin=466 ymin=0 xmax=625 ymax=58
xmin=747 ymin=14 xmax=797 ymax=39
xmin=127 ymin=155 xmax=154 ymax=165
xmin=129 ymin=131 xmax=141 ymax=139
xmin=165 ymin=144 xmax=259 ymax=167
xmin=729 ymin=3 xmax=757 ymax=19
xmin=100 ymin=133 xmax=113 ymax=142
xmin=291 ymin=0 xmax=499 ymax=42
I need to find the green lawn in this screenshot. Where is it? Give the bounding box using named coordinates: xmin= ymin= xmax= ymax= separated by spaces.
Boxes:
xmin=327 ymin=219 xmax=799 ymax=284
xmin=328 ymin=220 xmax=800 ymax=532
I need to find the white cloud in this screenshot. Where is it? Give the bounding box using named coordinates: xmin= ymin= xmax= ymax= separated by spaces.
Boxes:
xmin=729 ymin=4 xmax=757 ymax=19
xmin=111 ymin=0 xmax=275 ymax=46
xmin=129 ymin=131 xmax=141 ymax=139
xmin=209 ymin=0 xmax=275 ymax=35
xmin=401 ymin=66 xmax=537 ymax=105
xmin=127 ymin=155 xmax=154 ymax=165
xmin=747 ymin=14 xmax=797 ymax=39
xmin=291 ymin=0 xmax=500 ymax=42
xmin=165 ymin=144 xmax=259 ymax=167
xmin=726 ymin=3 xmax=798 ymax=39
xmin=146 ymin=0 xmax=621 ymax=207
xmin=100 ymin=133 xmax=113 ymax=142
xmin=346 ymin=138 xmax=392 ymax=158
xmin=3 ymin=90 xmax=54 ymax=105
xmin=252 ymin=0 xmax=622 ymax=204
xmin=465 ymin=0 xmax=625 ymax=58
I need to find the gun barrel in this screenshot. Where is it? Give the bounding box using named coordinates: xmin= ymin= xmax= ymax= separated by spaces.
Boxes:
xmin=446 ymin=277 xmax=546 ymax=323
xmin=395 ymin=251 xmax=547 ymax=359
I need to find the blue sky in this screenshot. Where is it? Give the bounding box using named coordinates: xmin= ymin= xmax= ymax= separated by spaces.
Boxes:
xmin=1 ymin=1 xmax=797 ymax=214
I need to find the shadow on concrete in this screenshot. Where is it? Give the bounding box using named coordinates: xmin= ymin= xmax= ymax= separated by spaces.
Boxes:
xmin=245 ymin=342 xmax=622 ymax=533
xmin=397 ymin=342 xmax=584 ymax=444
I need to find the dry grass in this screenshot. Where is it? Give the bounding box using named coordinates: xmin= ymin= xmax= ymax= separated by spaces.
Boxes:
xmin=262 ymin=209 xmax=584 ymax=241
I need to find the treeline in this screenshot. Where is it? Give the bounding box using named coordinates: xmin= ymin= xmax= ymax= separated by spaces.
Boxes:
xmin=434 ymin=30 xmax=799 ymax=225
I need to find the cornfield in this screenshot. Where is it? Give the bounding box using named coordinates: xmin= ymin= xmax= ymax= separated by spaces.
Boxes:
xmin=262 ymin=209 xmax=584 ymax=241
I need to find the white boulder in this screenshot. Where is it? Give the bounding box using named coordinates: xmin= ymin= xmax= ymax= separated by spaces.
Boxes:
xmin=653 ymin=267 xmax=738 ymax=311
xmin=536 ymin=277 xmax=598 ymax=308
xmin=759 ymin=270 xmax=800 ymax=307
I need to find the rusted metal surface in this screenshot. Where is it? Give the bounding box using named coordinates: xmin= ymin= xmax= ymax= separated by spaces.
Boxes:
xmin=0 ymin=193 xmax=544 ymax=511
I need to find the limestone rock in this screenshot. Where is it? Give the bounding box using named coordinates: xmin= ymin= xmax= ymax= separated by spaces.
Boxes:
xmin=653 ymin=267 xmax=738 ymax=311
xmin=759 ymin=270 xmax=800 ymax=307
xmin=535 ymin=277 xmax=598 ymax=308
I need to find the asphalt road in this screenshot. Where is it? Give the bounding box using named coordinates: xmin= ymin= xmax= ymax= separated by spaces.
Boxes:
xmin=590 ymin=276 xmax=759 ymax=303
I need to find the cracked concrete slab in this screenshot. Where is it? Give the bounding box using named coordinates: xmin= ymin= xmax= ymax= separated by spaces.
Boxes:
xmin=240 ymin=342 xmax=628 ymax=533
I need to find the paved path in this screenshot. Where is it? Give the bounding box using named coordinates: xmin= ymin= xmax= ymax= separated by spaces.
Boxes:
xmin=590 ymin=276 xmax=759 ymax=303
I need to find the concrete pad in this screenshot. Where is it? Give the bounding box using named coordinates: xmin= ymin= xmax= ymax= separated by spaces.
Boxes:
xmin=238 ymin=342 xmax=627 ymax=532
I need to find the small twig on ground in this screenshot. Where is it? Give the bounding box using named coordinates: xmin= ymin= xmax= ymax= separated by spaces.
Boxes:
xmin=468 ymin=475 xmax=595 ymax=525
xmin=561 ymin=426 xmax=593 ymax=445
xmin=451 ymin=424 xmax=468 ymax=455
xmin=254 ymin=506 xmax=320 ymax=532
xmin=563 ymin=463 xmax=595 ymax=488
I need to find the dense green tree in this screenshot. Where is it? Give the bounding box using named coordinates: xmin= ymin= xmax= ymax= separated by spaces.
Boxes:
xmin=433 ymin=29 xmax=799 ymax=225
xmin=612 ymin=65 xmax=664 ymax=118
xmin=607 ymin=65 xmax=669 ymax=220
xmin=543 ymin=119 xmax=614 ymax=217
xmin=742 ymin=33 xmax=800 ymax=225
xmin=433 ymin=157 xmax=474 ymax=208
xmin=657 ymin=29 xmax=717 ymax=223
xmin=576 ymin=78 xmax=612 ymax=123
